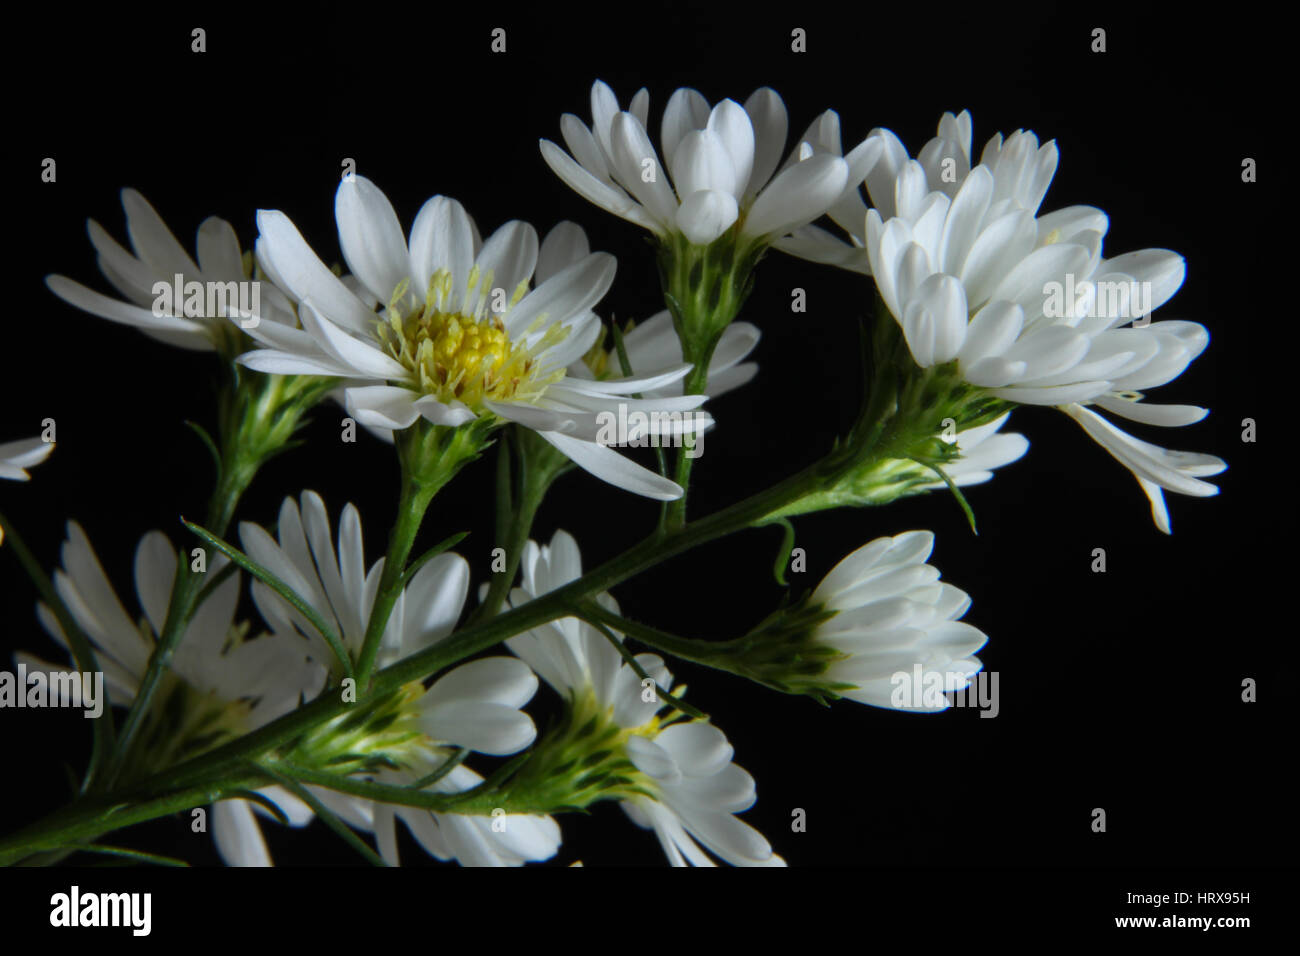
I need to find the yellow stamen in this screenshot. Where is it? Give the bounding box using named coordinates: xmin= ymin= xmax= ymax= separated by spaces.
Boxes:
xmin=376 ymin=268 xmax=568 ymax=410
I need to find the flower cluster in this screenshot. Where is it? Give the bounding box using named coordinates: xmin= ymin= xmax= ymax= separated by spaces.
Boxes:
xmin=0 ymin=79 xmax=1224 ymax=868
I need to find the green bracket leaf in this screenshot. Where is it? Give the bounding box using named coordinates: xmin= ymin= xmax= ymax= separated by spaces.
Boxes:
xmin=69 ymin=844 xmax=190 ymax=867
xmin=182 ymin=518 xmax=355 ymax=680
xmin=183 ymin=420 xmax=222 ymax=473
xmin=770 ymin=517 xmax=796 ymax=586
xmin=223 ymin=787 xmax=292 ymax=826
xmin=251 ymin=763 xmax=387 ymax=866
xmin=912 ymin=458 xmax=978 ymax=535
xmin=399 ymin=531 xmax=470 ymax=589
xmin=572 ymin=603 xmax=707 ymax=720
xmin=409 ymin=748 xmax=470 ymax=790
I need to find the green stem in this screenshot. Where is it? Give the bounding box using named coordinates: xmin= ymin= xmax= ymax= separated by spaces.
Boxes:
xmin=352 ymin=472 xmax=437 ymax=689
xmin=579 ymin=599 xmax=734 ymax=664
xmin=0 ymin=415 xmax=885 ymax=862
xmin=0 ymin=777 xmax=255 ymax=866
xmin=473 ymin=430 xmax=569 ymax=623
xmin=107 ymin=460 xmax=255 ymax=783
xmin=106 ymin=367 xmax=334 ymax=785
xmin=664 ymin=348 xmax=716 ymax=530
xmin=656 ymin=230 xmax=761 ymax=531
xmin=353 ymin=419 xmax=494 ymax=689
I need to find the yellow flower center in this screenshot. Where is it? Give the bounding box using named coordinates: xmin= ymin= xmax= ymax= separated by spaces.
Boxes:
xmin=377 ymin=268 xmax=569 ymax=410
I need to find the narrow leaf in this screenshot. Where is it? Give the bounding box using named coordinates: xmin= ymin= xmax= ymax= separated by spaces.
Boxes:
xmin=183 ymin=518 xmax=355 ymax=680
xmin=572 ymin=603 xmax=706 ymax=720
xmin=252 ymin=763 xmax=388 ymax=866
xmin=913 ymin=459 xmax=978 ymax=535
xmin=770 ymin=517 xmax=795 ymax=586
xmin=399 ymin=531 xmax=469 ymax=589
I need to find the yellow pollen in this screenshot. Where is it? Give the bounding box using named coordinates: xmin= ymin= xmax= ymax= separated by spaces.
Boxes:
xmin=376 ymin=268 xmax=567 ymax=410
xmin=580 ymin=319 xmax=636 ymax=380
xmin=581 ymin=325 xmax=611 ymax=378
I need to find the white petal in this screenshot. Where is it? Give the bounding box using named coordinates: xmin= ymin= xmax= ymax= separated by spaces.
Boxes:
xmin=743 ymin=155 xmax=849 ymax=238
xmin=675 ymin=190 xmax=739 ymax=245
xmin=537 ymin=430 xmax=684 ymax=500
xmin=255 ymin=210 xmax=376 ymax=335
xmin=336 ymin=176 xmax=411 ymax=306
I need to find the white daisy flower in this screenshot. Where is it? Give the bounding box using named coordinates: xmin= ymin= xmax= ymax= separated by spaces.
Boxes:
xmin=573 ymin=308 xmax=760 ymax=399
xmin=541 ymin=80 xmax=875 ymax=247
xmin=239 ymin=491 xmax=559 ymax=867
xmin=15 ymin=521 xmax=326 ymax=865
xmin=798 ymin=109 xmax=1225 ymax=531
xmin=0 ymin=436 xmax=54 ymax=482
xmin=809 ymin=531 xmax=987 ymax=711
xmin=239 ymin=177 xmax=708 ymax=500
xmin=45 ymin=188 xmax=297 ymax=353
xmin=506 ymin=530 xmax=784 ymax=867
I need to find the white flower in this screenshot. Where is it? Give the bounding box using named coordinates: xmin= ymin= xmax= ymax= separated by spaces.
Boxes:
xmin=240 ymin=177 xmax=708 ymax=500
xmin=776 ymin=109 xmax=1056 ymax=274
xmin=15 ymin=521 xmax=323 ymax=865
xmin=45 ymin=188 xmax=297 ymax=352
xmin=541 ymin=80 xmax=875 ymax=246
xmin=811 ymin=109 xmax=1224 ymax=531
xmin=240 ymin=491 xmax=559 ymax=866
xmin=809 ymin=531 xmax=987 ymax=710
xmin=572 ymin=308 xmax=760 ymax=399
xmin=507 ymin=530 xmax=784 ymax=867
xmin=0 ymin=436 xmax=54 ymax=481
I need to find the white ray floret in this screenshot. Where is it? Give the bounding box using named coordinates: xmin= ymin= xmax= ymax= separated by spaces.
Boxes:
xmin=45 ymin=189 xmax=297 ymax=352
xmin=0 ymin=436 xmax=55 ymax=482
xmin=572 ymin=308 xmax=760 ymax=399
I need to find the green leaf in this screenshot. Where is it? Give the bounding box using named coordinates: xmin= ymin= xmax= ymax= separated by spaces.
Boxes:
xmin=71 ymin=844 xmax=190 ymax=867
xmin=399 ymin=531 xmax=469 ymax=589
xmin=440 ymin=751 xmax=533 ymax=809
xmin=184 ymin=420 xmax=222 ymax=473
xmin=573 ymin=604 xmax=707 ymax=720
xmin=912 ymin=459 xmax=978 ymax=535
xmin=182 ymin=518 xmax=355 ymax=680
xmin=770 ymin=517 xmax=796 ymax=586
xmin=609 ymin=318 xmax=635 ymax=378
xmin=193 ymin=559 xmax=239 ymax=609
xmin=252 ymin=763 xmax=388 ymax=866
xmin=223 ymin=788 xmax=292 ymax=826
xmin=409 ymin=748 xmax=470 ymax=789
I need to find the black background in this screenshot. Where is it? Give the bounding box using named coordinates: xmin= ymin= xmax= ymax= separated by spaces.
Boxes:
xmin=0 ymin=0 xmax=1289 ymax=898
